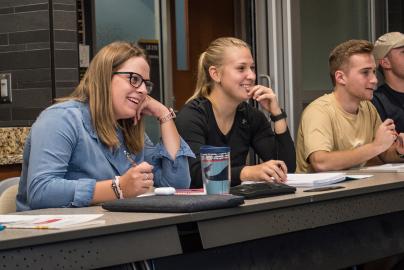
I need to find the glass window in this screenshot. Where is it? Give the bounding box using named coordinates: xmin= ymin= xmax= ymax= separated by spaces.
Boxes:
xmin=94 ymin=0 xmax=161 ymax=143
xmin=301 ymin=0 xmax=371 ymax=92
xmin=95 ymin=0 xmax=156 ymax=51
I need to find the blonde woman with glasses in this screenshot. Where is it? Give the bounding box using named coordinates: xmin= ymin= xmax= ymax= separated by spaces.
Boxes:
xmin=17 ymin=41 xmax=194 ymax=212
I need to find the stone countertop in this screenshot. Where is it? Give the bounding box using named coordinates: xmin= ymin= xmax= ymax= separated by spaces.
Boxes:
xmin=0 ymin=127 xmax=30 ymax=165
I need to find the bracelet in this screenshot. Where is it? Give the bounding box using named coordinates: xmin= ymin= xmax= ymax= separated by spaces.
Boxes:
xmin=111 ymin=176 xmax=124 ymax=199
xmin=270 ymin=109 xmax=287 ymax=122
xmin=159 ymin=107 xmax=176 ymax=124
xmin=115 ymin=176 xmax=124 ymax=199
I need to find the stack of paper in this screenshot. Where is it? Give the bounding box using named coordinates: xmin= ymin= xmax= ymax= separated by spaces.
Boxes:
xmin=360 ymin=163 xmax=404 ymax=173
xmin=286 ymin=173 xmax=346 ymax=187
xmin=0 ymin=214 xmax=104 ymax=229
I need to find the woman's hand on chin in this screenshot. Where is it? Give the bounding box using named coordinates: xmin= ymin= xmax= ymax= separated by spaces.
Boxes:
xmin=248 ymin=85 xmax=282 ymax=115
xmin=133 ymin=95 xmax=169 ymax=125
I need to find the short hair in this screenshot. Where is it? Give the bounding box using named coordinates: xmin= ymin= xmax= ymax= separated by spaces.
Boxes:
xmin=57 ymin=41 xmax=148 ymax=153
xmin=328 ymin=40 xmax=374 ymax=86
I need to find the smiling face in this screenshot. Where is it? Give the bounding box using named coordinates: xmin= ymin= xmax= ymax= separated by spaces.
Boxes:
xmin=216 ymin=46 xmax=256 ymax=102
xmin=111 ymin=56 xmax=150 ymax=120
xmin=340 ymin=53 xmax=378 ymax=101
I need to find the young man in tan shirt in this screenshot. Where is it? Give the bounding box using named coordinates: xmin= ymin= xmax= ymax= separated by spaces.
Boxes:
xmin=296 ymin=39 xmax=404 ymax=173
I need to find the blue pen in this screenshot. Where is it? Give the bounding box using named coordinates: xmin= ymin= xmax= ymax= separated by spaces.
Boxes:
xmin=0 ymin=224 xmax=5 ymax=231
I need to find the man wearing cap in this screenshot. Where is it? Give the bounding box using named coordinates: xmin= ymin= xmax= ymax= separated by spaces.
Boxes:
xmin=372 ymin=32 xmax=404 ymax=132
xmin=296 ymin=39 xmax=404 ymax=173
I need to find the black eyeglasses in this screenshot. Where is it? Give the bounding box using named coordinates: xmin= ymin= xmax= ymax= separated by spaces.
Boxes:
xmin=113 ymin=72 xmax=153 ymax=94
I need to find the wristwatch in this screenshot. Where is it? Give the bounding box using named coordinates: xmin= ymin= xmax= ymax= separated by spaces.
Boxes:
xmin=159 ymin=107 xmax=176 ymax=123
xmin=270 ymin=109 xmax=287 ymax=122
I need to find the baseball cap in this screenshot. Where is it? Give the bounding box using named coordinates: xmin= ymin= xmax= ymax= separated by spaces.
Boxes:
xmin=374 ymin=32 xmax=404 ymax=62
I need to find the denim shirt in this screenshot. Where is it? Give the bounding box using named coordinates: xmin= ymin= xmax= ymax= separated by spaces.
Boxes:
xmin=16 ymin=101 xmax=195 ymax=211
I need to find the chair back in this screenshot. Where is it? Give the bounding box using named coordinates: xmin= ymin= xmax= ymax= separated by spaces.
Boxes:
xmin=0 ymin=177 xmax=20 ymax=214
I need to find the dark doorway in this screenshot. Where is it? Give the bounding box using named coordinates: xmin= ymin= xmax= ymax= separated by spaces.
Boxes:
xmin=170 ymin=0 xmax=237 ymax=110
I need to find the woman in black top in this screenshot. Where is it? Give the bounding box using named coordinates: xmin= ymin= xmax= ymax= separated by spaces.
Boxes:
xmin=176 ymin=37 xmax=296 ymax=188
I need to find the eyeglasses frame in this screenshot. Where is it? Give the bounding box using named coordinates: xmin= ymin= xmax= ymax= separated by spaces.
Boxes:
xmin=113 ymin=71 xmax=153 ymax=94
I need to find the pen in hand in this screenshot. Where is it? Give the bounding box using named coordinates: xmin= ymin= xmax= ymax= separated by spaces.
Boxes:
xmin=395 ymin=132 xmax=403 ymax=148
xmin=124 ymin=150 xmax=137 ymax=167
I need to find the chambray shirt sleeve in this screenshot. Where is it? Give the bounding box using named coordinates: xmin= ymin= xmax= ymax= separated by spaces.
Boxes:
xmin=26 ymin=107 xmax=96 ymax=209
xmin=144 ymin=135 xmax=195 ymax=188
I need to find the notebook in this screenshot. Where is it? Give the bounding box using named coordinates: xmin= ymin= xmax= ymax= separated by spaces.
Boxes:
xmin=360 ymin=163 xmax=404 ymax=173
xmin=230 ymin=182 xmax=296 ymax=199
xmin=286 ymin=172 xmax=346 ymax=187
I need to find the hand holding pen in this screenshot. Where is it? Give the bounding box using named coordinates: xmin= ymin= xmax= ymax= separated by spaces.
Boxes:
xmin=374 ymin=119 xmax=399 ymax=151
xmin=119 ymin=150 xmax=154 ymax=197
xmin=124 ymin=150 xmax=137 ymax=167
xmin=394 ymin=132 xmax=403 ymax=147
xmin=240 ymin=160 xmax=288 ymax=183
xmin=394 ymin=132 xmax=404 ymax=157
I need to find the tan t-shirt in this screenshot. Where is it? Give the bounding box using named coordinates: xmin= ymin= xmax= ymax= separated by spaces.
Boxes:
xmin=296 ymin=93 xmax=381 ymax=173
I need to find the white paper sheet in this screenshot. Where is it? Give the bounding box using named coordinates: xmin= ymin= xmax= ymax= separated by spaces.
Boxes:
xmin=0 ymin=214 xmax=104 ymax=229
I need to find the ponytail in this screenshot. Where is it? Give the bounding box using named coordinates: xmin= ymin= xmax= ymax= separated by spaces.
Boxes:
xmin=186 ymin=37 xmax=250 ymax=103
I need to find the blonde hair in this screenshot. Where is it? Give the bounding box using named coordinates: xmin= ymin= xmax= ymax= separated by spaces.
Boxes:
xmin=57 ymin=41 xmax=147 ymax=153
xmin=329 ymin=39 xmax=374 ymax=86
xmin=187 ymin=37 xmax=250 ymax=103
